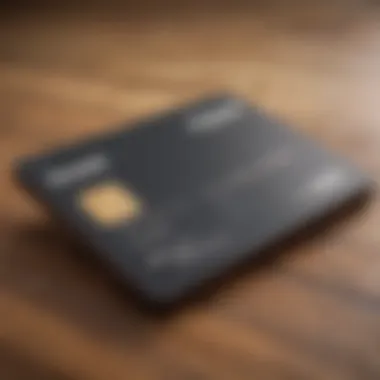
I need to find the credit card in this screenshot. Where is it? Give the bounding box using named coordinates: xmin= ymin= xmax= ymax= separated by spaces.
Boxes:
xmin=15 ymin=94 xmax=373 ymax=303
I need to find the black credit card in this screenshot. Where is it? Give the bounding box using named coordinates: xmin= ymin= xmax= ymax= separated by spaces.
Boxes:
xmin=15 ymin=94 xmax=373 ymax=303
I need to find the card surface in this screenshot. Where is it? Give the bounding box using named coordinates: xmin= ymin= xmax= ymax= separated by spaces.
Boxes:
xmin=15 ymin=95 xmax=373 ymax=303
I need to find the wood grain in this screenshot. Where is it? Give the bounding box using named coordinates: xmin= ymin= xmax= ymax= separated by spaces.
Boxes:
xmin=1 ymin=1 xmax=380 ymax=379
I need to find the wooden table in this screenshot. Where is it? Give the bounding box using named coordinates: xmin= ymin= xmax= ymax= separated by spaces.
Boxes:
xmin=1 ymin=2 xmax=380 ymax=379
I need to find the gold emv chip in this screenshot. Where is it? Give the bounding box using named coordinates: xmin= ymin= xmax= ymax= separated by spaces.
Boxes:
xmin=79 ymin=182 xmax=142 ymax=226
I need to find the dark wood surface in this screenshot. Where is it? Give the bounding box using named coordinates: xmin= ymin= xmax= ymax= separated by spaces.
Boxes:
xmin=1 ymin=1 xmax=380 ymax=379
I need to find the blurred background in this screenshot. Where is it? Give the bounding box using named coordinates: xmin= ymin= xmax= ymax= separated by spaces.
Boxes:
xmin=1 ymin=1 xmax=380 ymax=379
